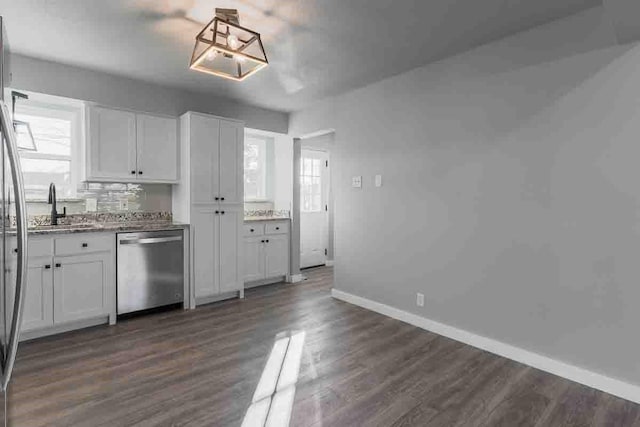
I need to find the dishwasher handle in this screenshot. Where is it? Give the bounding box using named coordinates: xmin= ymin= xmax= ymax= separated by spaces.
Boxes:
xmin=119 ymin=236 xmax=183 ymax=245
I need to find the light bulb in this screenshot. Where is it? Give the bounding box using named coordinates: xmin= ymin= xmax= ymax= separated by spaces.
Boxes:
xmin=207 ymin=50 xmax=218 ymax=60
xmin=227 ymin=34 xmax=239 ymax=50
xmin=235 ymin=54 xmax=246 ymax=63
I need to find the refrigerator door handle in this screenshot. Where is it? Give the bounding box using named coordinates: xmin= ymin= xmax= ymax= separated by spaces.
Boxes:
xmin=0 ymin=99 xmax=28 ymax=392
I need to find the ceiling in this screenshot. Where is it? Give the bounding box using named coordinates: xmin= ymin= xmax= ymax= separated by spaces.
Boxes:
xmin=0 ymin=0 xmax=601 ymax=112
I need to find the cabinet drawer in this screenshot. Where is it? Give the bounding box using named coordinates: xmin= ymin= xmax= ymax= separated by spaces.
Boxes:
xmin=265 ymin=221 xmax=289 ymax=235
xmin=54 ymin=234 xmax=114 ymax=256
xmin=9 ymin=237 xmax=52 ymax=258
xmin=244 ymin=223 xmax=264 ymax=237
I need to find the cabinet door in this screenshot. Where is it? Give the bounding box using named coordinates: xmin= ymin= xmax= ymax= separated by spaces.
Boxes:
xmin=218 ymin=120 xmax=243 ymax=204
xmin=244 ymin=237 xmax=264 ymax=283
xmin=53 ymin=253 xmax=110 ymax=324
xmin=136 ymin=114 xmax=178 ymax=182
xmin=218 ymin=204 xmax=242 ymax=293
xmin=265 ymin=234 xmax=289 ymax=278
xmin=8 ymin=257 xmax=54 ymax=333
xmin=87 ymin=106 xmax=137 ymax=180
xmin=192 ymin=208 xmax=218 ymax=298
xmin=190 ymin=114 xmax=220 ymax=204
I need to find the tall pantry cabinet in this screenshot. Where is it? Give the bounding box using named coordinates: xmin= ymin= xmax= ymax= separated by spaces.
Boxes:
xmin=173 ymin=112 xmax=244 ymax=307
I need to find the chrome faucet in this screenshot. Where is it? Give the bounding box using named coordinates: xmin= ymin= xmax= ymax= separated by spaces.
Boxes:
xmin=48 ymin=183 xmax=66 ymax=225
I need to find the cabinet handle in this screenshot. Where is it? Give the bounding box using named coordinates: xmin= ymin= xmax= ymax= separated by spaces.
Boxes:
xmin=221 ymin=197 xmax=225 ymax=201
xmin=55 ymin=263 xmax=61 ymax=268
xmin=215 ymin=210 xmax=219 ymax=214
xmin=221 ymin=211 xmax=225 ymax=215
xmin=82 ymin=243 xmax=88 ymax=248
xmin=44 ymin=264 xmax=51 ymax=269
xmin=275 ymin=227 xmax=280 ymax=230
xmin=261 ymin=240 xmax=265 ymax=243
xmin=215 ymin=197 xmax=219 ymax=201
xmin=131 ymin=170 xmax=136 ymax=175
xmin=138 ymin=171 xmax=143 ymax=175
xmin=13 ymin=248 xmax=17 ymax=254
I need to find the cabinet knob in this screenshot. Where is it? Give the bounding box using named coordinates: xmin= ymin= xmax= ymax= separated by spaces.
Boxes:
xmin=13 ymin=248 xmax=17 ymax=254
xmin=221 ymin=197 xmax=225 ymax=201
xmin=55 ymin=263 xmax=61 ymax=268
xmin=215 ymin=210 xmax=219 ymax=214
xmin=131 ymin=170 xmax=136 ymax=175
xmin=138 ymin=171 xmax=143 ymax=175
xmin=221 ymin=211 xmax=225 ymax=215
xmin=215 ymin=197 xmax=219 ymax=201
xmin=265 ymin=239 xmax=269 ymax=243
xmin=275 ymin=227 xmax=280 ymax=230
xmin=82 ymin=243 xmax=88 ymax=248
xmin=261 ymin=240 xmax=265 ymax=243
xmin=250 ymin=228 xmax=254 ymax=232
xmin=45 ymin=264 xmax=51 ymax=269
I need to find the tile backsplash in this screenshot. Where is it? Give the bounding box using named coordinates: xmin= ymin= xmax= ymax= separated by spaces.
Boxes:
xmin=24 ymin=183 xmax=172 ymax=216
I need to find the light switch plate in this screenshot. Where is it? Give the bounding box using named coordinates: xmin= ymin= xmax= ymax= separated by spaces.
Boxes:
xmin=375 ymin=174 xmax=382 ymax=187
xmin=352 ymin=176 xmax=362 ymax=188
xmin=85 ymin=198 xmax=97 ymax=212
xmin=119 ymin=199 xmax=129 ymax=211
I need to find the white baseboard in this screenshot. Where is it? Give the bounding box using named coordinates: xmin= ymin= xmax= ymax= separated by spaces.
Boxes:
xmin=325 ymin=260 xmax=335 ymax=267
xmin=289 ymin=274 xmax=304 ymax=283
xmin=331 ymin=288 xmax=640 ymax=404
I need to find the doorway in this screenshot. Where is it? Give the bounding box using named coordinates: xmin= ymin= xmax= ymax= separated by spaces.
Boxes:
xmin=299 ymin=149 xmax=328 ymax=269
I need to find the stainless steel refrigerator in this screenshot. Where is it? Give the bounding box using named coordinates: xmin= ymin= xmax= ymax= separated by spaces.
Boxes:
xmin=0 ymin=15 xmax=28 ymax=427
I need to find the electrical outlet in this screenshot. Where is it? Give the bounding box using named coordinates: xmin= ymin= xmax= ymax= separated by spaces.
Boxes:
xmin=352 ymin=176 xmax=362 ymax=188
xmin=119 ymin=199 xmax=129 ymax=211
xmin=416 ymin=293 xmax=424 ymax=307
xmin=375 ymin=174 xmax=382 ymax=187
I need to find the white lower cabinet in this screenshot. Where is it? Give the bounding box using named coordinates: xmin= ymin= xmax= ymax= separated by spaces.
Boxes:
xmin=192 ymin=204 xmax=243 ymax=299
xmin=243 ymin=220 xmax=290 ymax=284
xmin=53 ymin=253 xmax=111 ymax=324
xmin=8 ymin=233 xmax=115 ymax=337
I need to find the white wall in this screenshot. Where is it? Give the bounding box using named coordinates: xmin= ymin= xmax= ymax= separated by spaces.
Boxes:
xmin=10 ymin=54 xmax=288 ymax=134
xmin=273 ymin=134 xmax=294 ymax=212
xmin=290 ymin=5 xmax=640 ymax=388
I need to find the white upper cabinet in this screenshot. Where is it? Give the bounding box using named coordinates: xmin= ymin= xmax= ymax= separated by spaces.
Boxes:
xmin=85 ymin=106 xmax=179 ymax=184
xmin=87 ymin=106 xmax=137 ymax=180
xmin=190 ymin=114 xmax=220 ymax=204
xmin=218 ymin=120 xmax=243 ymax=204
xmin=136 ymin=113 xmax=179 ymax=182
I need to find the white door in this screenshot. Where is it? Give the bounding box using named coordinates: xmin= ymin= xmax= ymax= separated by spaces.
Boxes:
xmin=53 ymin=253 xmax=109 ymax=324
xmin=87 ymin=106 xmax=137 ymax=180
xmin=218 ymin=120 xmax=243 ymax=204
xmin=265 ymin=234 xmax=289 ymax=278
xmin=136 ymin=114 xmax=178 ymax=182
xmin=244 ymin=237 xmax=264 ymax=282
xmin=7 ymin=257 xmax=54 ymax=332
xmin=218 ymin=204 xmax=242 ymax=293
xmin=300 ymin=150 xmax=329 ymax=269
xmin=190 ymin=114 xmax=220 ymax=204
xmin=192 ymin=208 xmax=218 ymax=298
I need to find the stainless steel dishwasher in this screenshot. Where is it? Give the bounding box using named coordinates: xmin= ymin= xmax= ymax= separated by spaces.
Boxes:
xmin=117 ymin=229 xmax=184 ymax=315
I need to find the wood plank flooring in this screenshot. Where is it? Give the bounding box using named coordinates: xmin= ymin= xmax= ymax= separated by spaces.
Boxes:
xmin=8 ymin=266 xmax=640 ymax=426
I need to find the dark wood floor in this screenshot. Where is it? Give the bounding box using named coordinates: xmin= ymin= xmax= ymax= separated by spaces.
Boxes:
xmin=8 ymin=266 xmax=640 ymax=426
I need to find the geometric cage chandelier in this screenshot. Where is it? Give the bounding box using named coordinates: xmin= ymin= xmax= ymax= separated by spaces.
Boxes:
xmin=189 ymin=8 xmax=269 ymax=82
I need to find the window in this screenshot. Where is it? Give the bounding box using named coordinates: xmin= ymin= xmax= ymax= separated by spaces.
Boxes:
xmin=300 ymin=156 xmax=323 ymax=212
xmin=14 ymin=101 xmax=81 ymax=200
xmin=244 ymin=134 xmax=272 ymax=201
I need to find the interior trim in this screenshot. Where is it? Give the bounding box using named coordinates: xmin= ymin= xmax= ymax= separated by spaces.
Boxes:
xmin=331 ymin=288 xmax=640 ymax=404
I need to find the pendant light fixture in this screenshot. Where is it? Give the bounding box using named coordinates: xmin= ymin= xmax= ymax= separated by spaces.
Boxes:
xmin=189 ymin=8 xmax=268 ymax=81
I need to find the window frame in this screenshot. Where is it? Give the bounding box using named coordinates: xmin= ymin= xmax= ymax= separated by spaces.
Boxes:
xmin=14 ymin=99 xmax=83 ymax=201
xmin=244 ymin=133 xmax=273 ymax=202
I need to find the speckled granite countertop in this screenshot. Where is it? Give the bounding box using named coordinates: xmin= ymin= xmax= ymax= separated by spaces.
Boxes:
xmin=9 ymin=222 xmax=189 ymax=236
xmin=244 ymin=216 xmax=291 ymax=222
